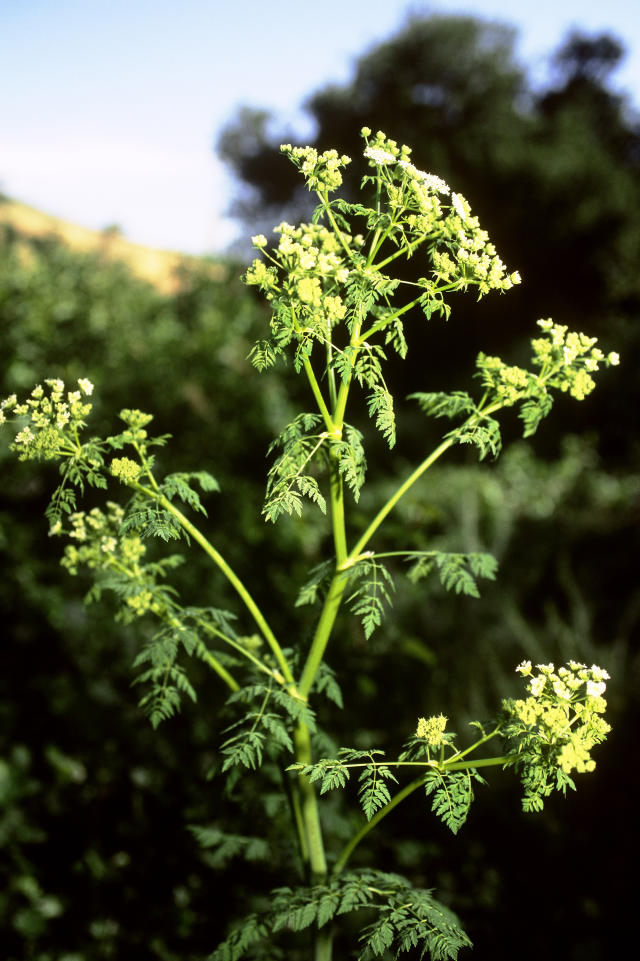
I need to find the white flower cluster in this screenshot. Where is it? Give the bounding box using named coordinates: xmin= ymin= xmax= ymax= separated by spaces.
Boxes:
xmin=0 ymin=378 xmax=95 ymax=460
xmin=59 ymin=502 xmax=145 ymax=577
xmin=511 ymin=660 xmax=611 ymax=775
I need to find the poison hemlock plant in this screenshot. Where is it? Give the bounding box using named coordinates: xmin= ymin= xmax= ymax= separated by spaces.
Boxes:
xmin=1 ymin=128 xmax=618 ymax=960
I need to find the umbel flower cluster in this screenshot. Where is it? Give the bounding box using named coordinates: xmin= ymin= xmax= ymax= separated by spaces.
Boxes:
xmin=246 ymin=128 xmax=522 ymax=363
xmin=0 ymin=377 xmax=94 ymax=458
xmin=501 ymin=660 xmax=612 ymax=810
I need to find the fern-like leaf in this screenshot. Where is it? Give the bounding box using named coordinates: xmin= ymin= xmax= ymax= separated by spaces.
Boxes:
xmin=296 ymin=560 xmax=334 ymax=608
xmin=347 ymin=557 xmax=395 ymax=639
xmin=358 ymin=758 xmax=398 ymax=821
xmin=159 ymin=470 xmax=219 ymax=515
xmin=366 ymin=385 xmax=396 ymax=448
xmin=264 ymin=414 xmax=328 ymax=522
xmin=409 ymin=391 xmax=475 ymax=420
xmin=336 ymin=424 xmax=367 ymax=501
xmin=423 ymin=768 xmax=485 ymax=834
xmin=406 ymin=551 xmax=498 ymax=598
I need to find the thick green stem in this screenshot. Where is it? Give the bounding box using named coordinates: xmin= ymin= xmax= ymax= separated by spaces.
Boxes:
xmin=298 ymin=570 xmax=349 ymax=699
xmin=328 ymin=454 xmax=348 ymax=566
xmin=314 ymin=928 xmax=333 ymax=961
xmin=294 ymin=723 xmax=327 ymax=883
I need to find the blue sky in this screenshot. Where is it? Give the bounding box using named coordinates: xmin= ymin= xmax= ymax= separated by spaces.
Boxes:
xmin=2 ymin=0 xmax=640 ymax=253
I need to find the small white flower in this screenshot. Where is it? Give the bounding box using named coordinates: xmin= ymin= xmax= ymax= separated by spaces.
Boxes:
xmin=530 ymin=676 xmax=546 ymax=697
xmin=363 ymin=145 xmax=397 ymax=165
xmin=587 ymin=680 xmax=606 ymax=697
xmin=553 ymin=678 xmax=571 ymax=700
xmin=516 ymin=660 xmax=532 ymax=676
xmin=451 ymin=192 xmax=469 ymax=220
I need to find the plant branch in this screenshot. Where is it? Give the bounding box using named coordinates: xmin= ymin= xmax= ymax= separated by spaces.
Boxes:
xmin=333 ymin=777 xmax=426 ymax=876
xmin=349 ymin=436 xmax=455 ymax=559
xmin=298 ymin=569 xmax=350 ymax=698
xmin=130 ymin=482 xmax=295 ymax=687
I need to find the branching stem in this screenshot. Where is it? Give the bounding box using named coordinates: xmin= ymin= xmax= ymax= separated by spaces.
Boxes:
xmin=130 ymin=481 xmax=295 ymax=688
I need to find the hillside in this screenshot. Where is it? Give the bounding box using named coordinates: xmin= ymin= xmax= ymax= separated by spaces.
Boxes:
xmin=0 ymin=196 xmax=224 ymax=294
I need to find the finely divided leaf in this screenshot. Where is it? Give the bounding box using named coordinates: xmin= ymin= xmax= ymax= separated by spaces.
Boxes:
xmin=409 ymin=391 xmax=475 ymax=420
xmin=407 ymin=551 xmax=498 ymax=598
xmin=366 ymin=385 xmax=396 ymax=448
xmin=358 ymin=759 xmax=398 ymax=821
xmin=347 ymin=557 xmax=395 ymax=639
xmin=423 ymin=768 xmax=483 ymax=834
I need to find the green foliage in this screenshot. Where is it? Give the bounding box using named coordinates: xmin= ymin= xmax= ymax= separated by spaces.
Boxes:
xmin=422 ymin=769 xmax=484 ymax=835
xmin=346 ymin=556 xmax=395 ymax=639
xmin=212 ymin=869 xmax=471 ymax=960
xmin=405 ymin=551 xmax=498 ymax=598
xmin=264 ymin=413 xmax=327 ymax=521
xmin=221 ymin=682 xmax=316 ymax=771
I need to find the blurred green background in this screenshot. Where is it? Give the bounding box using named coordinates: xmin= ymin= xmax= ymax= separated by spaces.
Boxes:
xmin=1 ymin=15 xmax=639 ymax=961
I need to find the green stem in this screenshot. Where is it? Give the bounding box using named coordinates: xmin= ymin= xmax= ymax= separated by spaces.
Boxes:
xmin=198 ymin=647 xmax=240 ymax=692
xmin=302 ymin=355 xmax=335 ymax=434
xmin=349 ymin=397 xmax=508 ymax=560
xmin=328 ymin=454 xmax=347 ymax=566
xmin=194 ymin=617 xmax=280 ymax=684
xmin=314 ymin=928 xmax=333 ymax=961
xmin=357 ymin=294 xmax=423 ymax=343
xmin=298 ymin=569 xmax=349 ymax=699
xmin=443 ymin=755 xmax=510 ymax=772
xmin=294 ymin=723 xmax=327 ymax=883
xmin=131 ymin=482 xmax=295 ymax=687
xmin=293 ymin=723 xmax=331 ymax=957
xmin=320 ymin=190 xmax=352 ymax=261
xmin=333 ymin=777 xmax=426 ymax=876
xmin=350 ymin=437 xmax=455 ymax=559
xmin=446 ymin=726 xmax=501 ymax=764
xmin=104 ymin=554 xmax=241 ymax=693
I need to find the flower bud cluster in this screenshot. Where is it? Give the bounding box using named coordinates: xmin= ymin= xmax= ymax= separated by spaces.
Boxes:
xmin=110 ymin=456 xmax=142 ymax=484
xmin=57 ymin=502 xmax=144 ymax=575
xmin=246 ymin=221 xmax=350 ymax=333
xmin=0 ymin=378 xmax=94 ymax=460
xmin=280 ymin=144 xmax=351 ymax=193
xmin=415 ymin=713 xmax=448 ymax=748
xmin=478 ymin=320 xmax=620 ymax=409
xmin=57 ymin=502 xmax=158 ymax=620
xmin=532 ymin=319 xmax=620 ymax=400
